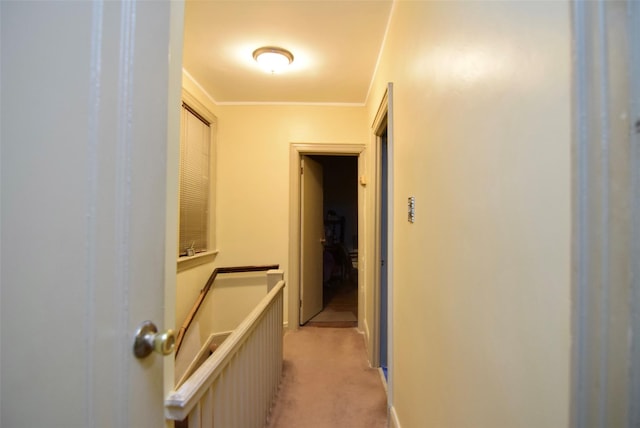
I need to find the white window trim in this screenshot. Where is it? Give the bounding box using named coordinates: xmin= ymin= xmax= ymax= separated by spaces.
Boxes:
xmin=177 ymin=88 xmax=217 ymax=268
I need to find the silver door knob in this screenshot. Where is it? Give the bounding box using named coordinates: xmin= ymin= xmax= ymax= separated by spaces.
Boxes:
xmin=133 ymin=320 xmax=176 ymax=358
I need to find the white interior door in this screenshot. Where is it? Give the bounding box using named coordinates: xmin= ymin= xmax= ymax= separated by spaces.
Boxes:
xmin=0 ymin=2 xmax=182 ymax=427
xmin=300 ymin=156 xmax=324 ymax=324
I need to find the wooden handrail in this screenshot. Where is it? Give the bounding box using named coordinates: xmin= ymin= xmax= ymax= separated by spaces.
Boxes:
xmin=174 ymin=264 xmax=279 ymax=356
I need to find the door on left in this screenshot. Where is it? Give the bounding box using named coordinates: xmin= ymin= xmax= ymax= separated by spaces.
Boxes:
xmin=0 ymin=1 xmax=183 ymax=427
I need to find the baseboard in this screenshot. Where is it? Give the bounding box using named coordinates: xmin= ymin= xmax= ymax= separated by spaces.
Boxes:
xmin=377 ymin=368 xmax=388 ymax=395
xmin=389 ymin=405 xmax=401 ymax=428
xmin=175 ymin=330 xmax=232 ymax=388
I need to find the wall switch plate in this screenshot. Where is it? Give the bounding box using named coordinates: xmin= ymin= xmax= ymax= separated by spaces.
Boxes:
xmin=408 ymin=196 xmax=415 ymax=223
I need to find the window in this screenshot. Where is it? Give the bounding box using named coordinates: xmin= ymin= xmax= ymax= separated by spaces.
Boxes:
xmin=178 ymin=90 xmax=216 ymax=258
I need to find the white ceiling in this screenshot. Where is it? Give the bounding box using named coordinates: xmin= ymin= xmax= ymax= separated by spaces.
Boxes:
xmin=182 ymin=0 xmax=393 ymax=105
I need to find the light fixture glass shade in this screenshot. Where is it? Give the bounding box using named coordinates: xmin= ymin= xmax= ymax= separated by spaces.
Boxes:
xmin=253 ymin=47 xmax=294 ymax=74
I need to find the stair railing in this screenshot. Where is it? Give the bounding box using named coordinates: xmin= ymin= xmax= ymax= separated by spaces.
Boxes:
xmin=174 ymin=264 xmax=279 ymax=357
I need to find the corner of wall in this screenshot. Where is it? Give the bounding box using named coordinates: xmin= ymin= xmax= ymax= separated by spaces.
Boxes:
xmin=181 ymin=68 xmax=219 ymax=115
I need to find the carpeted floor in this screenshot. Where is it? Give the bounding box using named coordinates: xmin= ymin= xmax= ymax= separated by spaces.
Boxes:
xmin=306 ymin=279 xmax=358 ymax=328
xmin=265 ymin=327 xmax=387 ymax=428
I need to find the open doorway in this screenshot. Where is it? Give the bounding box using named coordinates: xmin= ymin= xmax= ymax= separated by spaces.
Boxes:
xmin=304 ymin=155 xmax=359 ymax=328
xmin=288 ymin=143 xmax=365 ymax=332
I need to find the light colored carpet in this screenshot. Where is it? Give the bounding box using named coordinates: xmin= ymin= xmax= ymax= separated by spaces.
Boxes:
xmin=265 ymin=327 xmax=388 ymax=428
xmin=309 ymin=310 xmax=357 ymax=323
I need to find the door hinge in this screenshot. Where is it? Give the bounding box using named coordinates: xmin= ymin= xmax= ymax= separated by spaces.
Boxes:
xmin=300 ymin=166 xmax=304 ymax=175
xmin=300 ymin=299 xmax=303 ymax=308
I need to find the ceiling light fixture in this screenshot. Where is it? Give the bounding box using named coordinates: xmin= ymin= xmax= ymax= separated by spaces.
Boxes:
xmin=252 ymin=46 xmax=294 ymax=74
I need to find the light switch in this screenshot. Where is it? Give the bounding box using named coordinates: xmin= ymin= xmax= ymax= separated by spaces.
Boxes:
xmin=408 ymin=196 xmax=415 ymax=223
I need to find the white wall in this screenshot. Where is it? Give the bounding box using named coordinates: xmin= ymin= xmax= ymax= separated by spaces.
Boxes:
xmin=367 ymin=1 xmax=572 ymax=427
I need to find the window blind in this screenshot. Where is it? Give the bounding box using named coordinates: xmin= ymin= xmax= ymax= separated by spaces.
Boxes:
xmin=179 ymin=104 xmax=210 ymax=255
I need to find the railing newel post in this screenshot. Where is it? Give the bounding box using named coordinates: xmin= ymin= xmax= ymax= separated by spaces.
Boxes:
xmin=266 ymin=269 xmax=284 ymax=292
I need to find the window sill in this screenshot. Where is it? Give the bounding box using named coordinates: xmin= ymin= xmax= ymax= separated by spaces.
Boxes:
xmin=177 ymin=249 xmax=218 ymax=272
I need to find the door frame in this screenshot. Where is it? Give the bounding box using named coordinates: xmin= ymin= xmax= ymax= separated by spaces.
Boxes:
xmin=288 ymin=143 xmax=366 ymax=329
xmin=371 ymin=84 xmax=394 ymax=405
xmin=571 ymin=1 xmax=640 ymax=426
xmin=165 ymin=1 xmax=185 ymax=410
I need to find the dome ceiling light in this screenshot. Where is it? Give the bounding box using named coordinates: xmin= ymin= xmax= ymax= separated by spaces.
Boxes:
xmin=252 ymin=46 xmax=294 ymax=74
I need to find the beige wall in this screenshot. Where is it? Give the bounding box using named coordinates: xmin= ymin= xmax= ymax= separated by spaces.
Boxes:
xmin=195 ymin=272 xmax=271 ymax=341
xmin=367 ymin=1 xmax=572 ymax=427
xmin=176 ymin=78 xmax=369 ymax=328
xmin=215 ymin=104 xmax=368 ymax=326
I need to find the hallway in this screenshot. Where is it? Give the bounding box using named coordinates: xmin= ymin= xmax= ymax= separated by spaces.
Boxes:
xmin=306 ymin=278 xmax=358 ymax=328
xmin=265 ymin=327 xmax=387 ymax=428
